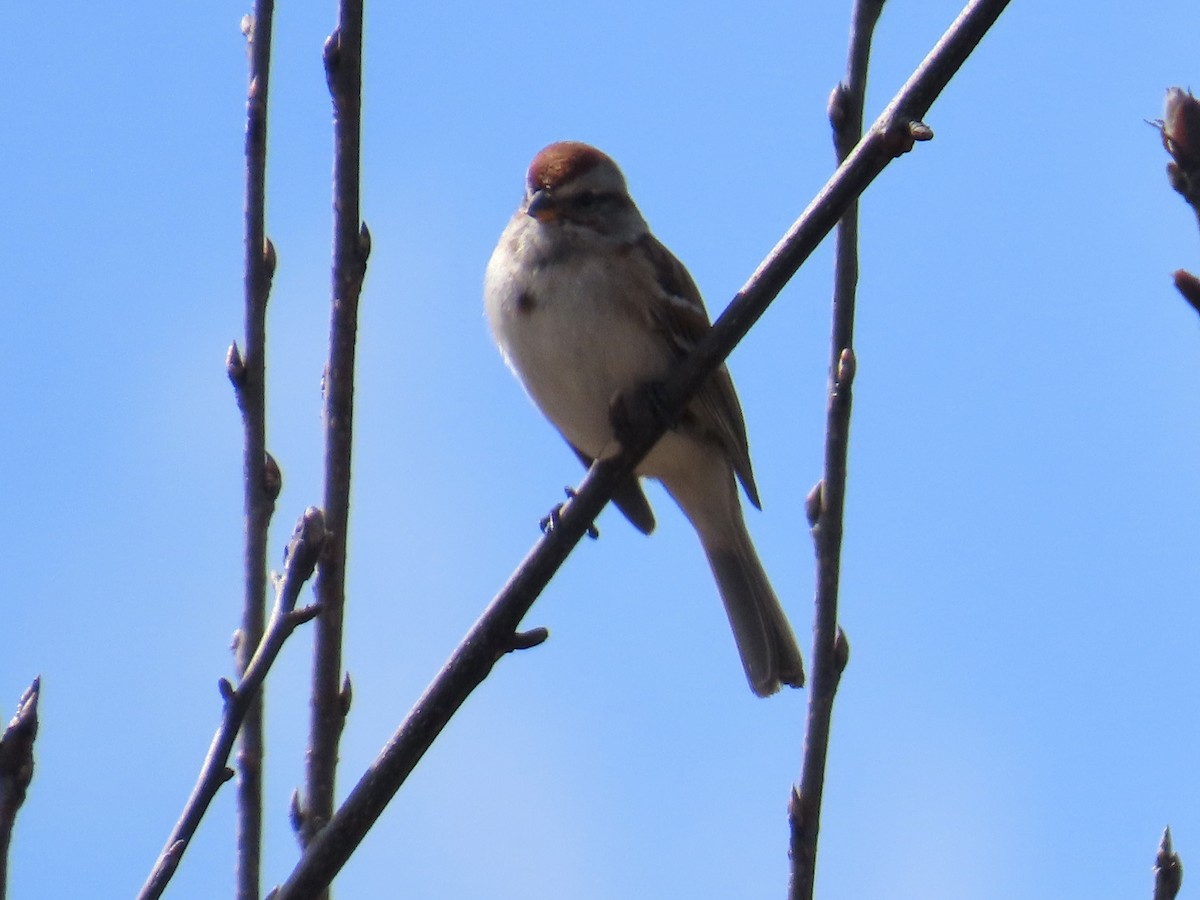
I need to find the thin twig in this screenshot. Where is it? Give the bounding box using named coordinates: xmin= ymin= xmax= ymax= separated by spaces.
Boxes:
xmin=231 ymin=5 xmax=279 ymax=899
xmin=0 ymin=678 xmax=40 ymax=900
xmin=298 ymin=0 xmax=369 ymax=883
xmin=137 ymin=509 xmax=327 ymax=900
xmin=788 ymin=0 xmax=883 ymax=895
xmin=1154 ymin=827 xmax=1183 ymax=900
xmin=267 ymin=4 xmax=1009 ymax=895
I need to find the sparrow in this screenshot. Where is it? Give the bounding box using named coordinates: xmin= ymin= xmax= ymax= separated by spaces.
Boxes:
xmin=484 ymin=141 xmax=804 ymax=697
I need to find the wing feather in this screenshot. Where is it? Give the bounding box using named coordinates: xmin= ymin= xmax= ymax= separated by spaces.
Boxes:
xmin=629 ymin=233 xmax=761 ymax=509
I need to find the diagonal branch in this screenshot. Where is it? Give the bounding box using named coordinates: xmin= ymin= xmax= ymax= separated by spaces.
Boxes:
xmin=230 ymin=4 xmax=280 ymax=899
xmin=788 ymin=0 xmax=884 ymax=895
xmin=267 ymin=3 xmax=1010 ymax=896
xmin=298 ymin=0 xmax=369 ymax=877
xmin=137 ymin=509 xmax=327 ymax=900
xmin=0 ymin=678 xmax=40 ymax=900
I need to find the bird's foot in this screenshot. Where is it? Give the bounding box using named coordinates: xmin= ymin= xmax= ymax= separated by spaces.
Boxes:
xmin=539 ymin=486 xmax=600 ymax=539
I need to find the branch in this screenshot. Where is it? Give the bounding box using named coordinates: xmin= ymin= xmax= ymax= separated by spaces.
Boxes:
xmin=267 ymin=3 xmax=1010 ymax=896
xmin=0 ymin=678 xmax=40 ymax=900
xmin=788 ymin=0 xmax=883 ymax=895
xmin=137 ymin=509 xmax=327 ymax=900
xmin=296 ymin=0 xmax=369 ymax=872
xmin=230 ymin=5 xmax=279 ymax=898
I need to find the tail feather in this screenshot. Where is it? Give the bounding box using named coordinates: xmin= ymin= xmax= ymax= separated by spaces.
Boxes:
xmin=655 ymin=442 xmax=803 ymax=697
xmin=705 ymin=534 xmax=805 ymax=697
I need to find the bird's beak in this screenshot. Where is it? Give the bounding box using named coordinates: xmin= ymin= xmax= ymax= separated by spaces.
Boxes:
xmin=526 ymin=189 xmax=559 ymax=222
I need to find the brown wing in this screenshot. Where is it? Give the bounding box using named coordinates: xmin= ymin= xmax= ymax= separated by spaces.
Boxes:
xmin=632 ymin=233 xmax=762 ymax=509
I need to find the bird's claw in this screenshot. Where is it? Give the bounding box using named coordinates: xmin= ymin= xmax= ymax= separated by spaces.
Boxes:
xmin=539 ymin=487 xmax=599 ymax=539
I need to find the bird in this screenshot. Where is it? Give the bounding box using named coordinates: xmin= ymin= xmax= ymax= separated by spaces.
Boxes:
xmin=484 ymin=141 xmax=804 ymax=696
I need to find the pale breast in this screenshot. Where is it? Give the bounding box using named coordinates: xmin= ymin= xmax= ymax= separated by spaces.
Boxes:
xmin=485 ymin=228 xmax=674 ymax=461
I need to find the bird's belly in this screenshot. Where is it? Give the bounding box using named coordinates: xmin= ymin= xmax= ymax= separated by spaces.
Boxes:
xmin=497 ymin=290 xmax=672 ymax=463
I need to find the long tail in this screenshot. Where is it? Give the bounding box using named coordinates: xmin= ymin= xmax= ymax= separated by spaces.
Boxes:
xmin=703 ymin=522 xmax=805 ymax=697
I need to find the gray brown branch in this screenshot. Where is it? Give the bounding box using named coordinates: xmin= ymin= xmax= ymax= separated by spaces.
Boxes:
xmin=137 ymin=509 xmax=327 ymax=900
xmin=788 ymin=0 xmax=883 ymax=895
xmin=0 ymin=678 xmax=40 ymax=900
xmin=232 ymin=5 xmax=279 ymax=898
xmin=265 ymin=4 xmax=1011 ymax=895
xmin=298 ymin=3 xmax=369 ymax=891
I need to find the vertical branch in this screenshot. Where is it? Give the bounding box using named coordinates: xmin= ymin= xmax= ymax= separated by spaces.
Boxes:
xmin=0 ymin=678 xmax=40 ymax=900
xmin=230 ymin=6 xmax=280 ymax=900
xmin=789 ymin=1 xmax=885 ymax=897
xmin=299 ymin=0 xmax=370 ymax=882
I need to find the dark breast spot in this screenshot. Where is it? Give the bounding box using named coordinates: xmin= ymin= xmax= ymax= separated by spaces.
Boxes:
xmin=515 ymin=289 xmax=537 ymax=314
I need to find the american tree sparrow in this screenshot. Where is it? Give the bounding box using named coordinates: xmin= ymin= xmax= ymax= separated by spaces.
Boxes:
xmin=484 ymin=141 xmax=804 ymax=697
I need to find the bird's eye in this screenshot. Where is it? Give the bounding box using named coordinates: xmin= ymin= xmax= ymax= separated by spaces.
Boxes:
xmin=576 ymin=191 xmax=599 ymax=208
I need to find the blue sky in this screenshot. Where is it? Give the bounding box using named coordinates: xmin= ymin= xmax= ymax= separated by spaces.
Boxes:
xmin=4 ymin=2 xmax=1199 ymax=898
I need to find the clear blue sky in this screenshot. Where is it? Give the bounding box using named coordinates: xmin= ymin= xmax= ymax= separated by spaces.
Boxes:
xmin=4 ymin=2 xmax=1198 ymax=898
